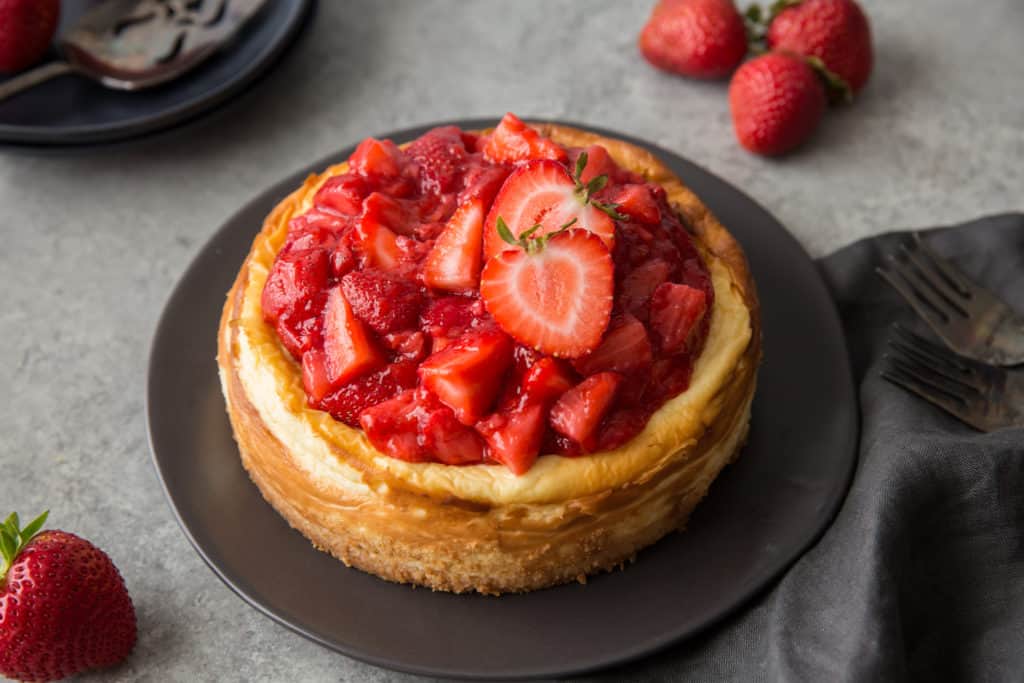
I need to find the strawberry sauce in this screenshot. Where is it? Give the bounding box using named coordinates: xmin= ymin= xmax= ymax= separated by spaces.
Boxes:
xmin=261 ymin=114 xmax=714 ymax=474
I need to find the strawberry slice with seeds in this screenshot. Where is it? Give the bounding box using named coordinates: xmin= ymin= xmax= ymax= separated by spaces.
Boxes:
xmin=418 ymin=328 xmax=514 ymax=425
xmin=570 ymin=144 xmax=618 ymax=184
xmin=574 ymin=314 xmax=653 ymax=376
xmin=477 ymin=403 xmax=547 ymax=475
xmin=649 ymin=282 xmax=708 ymax=354
xmin=480 ymin=229 xmax=614 ymax=358
xmin=549 ymin=372 xmax=622 ymax=450
xmin=483 ymin=159 xmax=619 ymax=260
xmin=322 ymin=286 xmax=385 ymax=385
xmin=610 ymin=184 xmax=661 ymax=225
xmin=348 ymin=137 xmax=405 ymax=179
xmin=340 ymin=270 xmax=422 ymax=335
xmin=481 ymin=113 xmax=568 ymax=164
xmin=423 ymin=196 xmax=485 ymax=292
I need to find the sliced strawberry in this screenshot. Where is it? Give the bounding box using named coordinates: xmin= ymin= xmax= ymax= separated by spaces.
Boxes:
xmin=301 ymin=349 xmax=333 ymax=404
xmin=483 ymin=160 xmax=616 ymax=260
xmin=480 ymin=229 xmax=614 ymax=358
xmin=610 ymin=184 xmax=661 ymax=225
xmin=352 ymin=217 xmax=402 ymax=271
xmin=381 ymin=330 xmax=427 ymax=362
xmin=348 ymin=137 xmax=405 ymax=180
xmin=549 ymin=372 xmax=622 ymax=450
xmin=284 ymin=211 xmax=344 ymax=251
xmin=569 ymin=144 xmax=617 ymax=184
xmin=360 ymin=192 xmax=418 ymax=237
xmin=574 ymin=314 xmax=653 ymax=376
xmin=457 ymin=163 xmax=511 ymax=207
xmin=477 ymin=403 xmax=546 ymax=475
xmin=519 ymin=358 xmax=575 ymax=407
xmin=423 ymin=197 xmax=485 ymax=292
xmin=322 ymin=286 xmax=385 ymax=385
xmin=330 ymin=243 xmax=356 ymax=276
xmin=314 ymin=173 xmax=370 ymax=216
xmin=418 ymin=328 xmax=514 ymax=425
xmin=275 ymin=301 xmax=325 ymax=359
xmin=358 ymin=389 xmax=428 ymax=462
xmin=319 ymin=360 xmax=418 ymax=426
xmin=419 ymin=295 xmax=487 ymax=351
xmin=621 ymin=258 xmax=672 ymax=318
xmin=405 ymin=125 xmax=468 ymax=193
xmin=340 ymin=270 xmax=422 ymax=335
xmin=481 ymin=113 xmax=568 ymax=164
xmin=649 ymin=282 xmax=708 ymax=354
xmin=261 ymin=248 xmax=330 ymax=325
xmin=421 ymin=408 xmax=486 ymax=465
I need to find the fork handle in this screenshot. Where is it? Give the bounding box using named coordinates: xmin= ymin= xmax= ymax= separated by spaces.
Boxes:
xmin=0 ymin=61 xmax=76 ymax=103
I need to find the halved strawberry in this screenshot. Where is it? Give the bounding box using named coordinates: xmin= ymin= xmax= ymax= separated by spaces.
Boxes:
xmin=340 ymin=270 xmax=422 ymax=335
xmin=422 ymin=196 xmax=485 ymax=292
xmin=476 ymin=403 xmax=546 ymax=475
xmin=322 ymin=286 xmax=385 ymax=385
xmin=481 ymin=113 xmax=568 ymax=164
xmin=549 ymin=372 xmax=622 ymax=450
xmin=314 ymin=173 xmax=369 ymax=216
xmin=348 ymin=138 xmax=405 ymax=179
xmin=480 ymin=229 xmax=614 ymax=358
xmin=574 ymin=314 xmax=653 ymax=376
xmin=649 ymin=282 xmax=708 ymax=354
xmin=610 ymin=184 xmax=661 ymax=225
xmin=483 ymin=160 xmax=617 ymax=260
xmin=418 ymin=328 xmax=514 ymax=425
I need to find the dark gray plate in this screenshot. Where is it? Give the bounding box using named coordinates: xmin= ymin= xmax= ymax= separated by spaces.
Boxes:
xmin=147 ymin=120 xmax=859 ymax=680
xmin=0 ymin=0 xmax=312 ymax=146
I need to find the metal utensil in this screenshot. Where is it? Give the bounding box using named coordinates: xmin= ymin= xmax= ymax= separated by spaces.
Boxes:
xmin=876 ymin=232 xmax=1024 ymax=366
xmin=0 ymin=0 xmax=267 ymax=103
xmin=883 ymin=326 xmax=1024 ymax=431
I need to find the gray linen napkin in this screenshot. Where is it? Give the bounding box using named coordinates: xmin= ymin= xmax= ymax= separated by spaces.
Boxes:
xmin=586 ymin=213 xmax=1024 ymax=682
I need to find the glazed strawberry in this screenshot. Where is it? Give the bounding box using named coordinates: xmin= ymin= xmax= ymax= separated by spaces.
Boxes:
xmin=639 ymin=0 xmax=747 ymax=79
xmin=421 ymin=407 xmax=486 ymax=465
xmin=549 ymin=372 xmax=622 ymax=450
xmin=574 ymin=314 xmax=654 ymax=376
xmin=477 ymin=403 xmax=547 ymax=475
xmin=481 ymin=227 xmax=614 ymax=358
xmin=419 ymin=328 xmax=515 ymax=425
xmin=610 ymin=184 xmax=661 ymax=225
xmin=728 ymin=52 xmax=826 ymax=155
xmin=406 ymin=125 xmax=469 ymax=193
xmin=314 ymin=173 xmax=369 ymax=216
xmin=319 ymin=360 xmax=418 ymax=426
xmin=322 ymin=286 xmax=385 ymax=385
xmin=482 ymin=156 xmax=620 ymax=260
xmin=482 ymin=113 xmax=568 ymax=164
xmin=650 ymin=282 xmax=708 ymax=354
xmin=0 ymin=512 xmax=136 ymax=682
xmin=352 ymin=216 xmax=404 ymax=271
xmin=767 ymin=0 xmax=872 ymax=94
xmin=359 ymin=388 xmax=485 ymax=464
xmin=348 ymin=137 xmax=405 ymax=180
xmin=621 ymin=258 xmax=673 ymax=318
xmin=340 ymin=270 xmax=422 ymax=335
xmin=423 ymin=196 xmax=485 ymax=292
xmin=518 ymin=358 xmax=575 ymax=408
xmin=261 ymin=248 xmax=330 ymax=325
xmin=570 ymin=145 xmax=618 ymax=184
xmin=0 ymin=0 xmax=58 ymax=73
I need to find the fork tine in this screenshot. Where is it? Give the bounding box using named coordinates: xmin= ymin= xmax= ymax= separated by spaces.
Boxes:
xmin=889 ymin=326 xmax=989 ymax=389
xmin=885 ymin=252 xmax=967 ymax=321
xmin=881 ymin=366 xmax=984 ymax=431
xmin=876 ymin=263 xmax=954 ymax=329
xmin=910 ymin=233 xmax=974 ymax=297
xmin=900 ymin=241 xmax=971 ymax=314
xmin=886 ymin=352 xmax=980 ymax=398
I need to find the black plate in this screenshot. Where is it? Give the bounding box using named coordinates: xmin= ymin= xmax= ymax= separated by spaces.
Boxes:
xmin=0 ymin=0 xmax=312 ymax=146
xmin=147 ymin=119 xmax=859 ymax=679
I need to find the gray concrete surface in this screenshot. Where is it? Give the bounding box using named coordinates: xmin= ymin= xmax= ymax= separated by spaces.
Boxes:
xmin=1 ymin=0 xmax=1021 ymax=680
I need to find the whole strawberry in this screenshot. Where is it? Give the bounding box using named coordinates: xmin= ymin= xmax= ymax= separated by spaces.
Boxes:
xmin=639 ymin=0 xmax=748 ymax=79
xmin=767 ymin=0 xmax=872 ymax=93
xmin=728 ymin=52 xmax=826 ymax=155
xmin=0 ymin=512 xmax=137 ymax=682
xmin=0 ymin=0 xmax=60 ymax=73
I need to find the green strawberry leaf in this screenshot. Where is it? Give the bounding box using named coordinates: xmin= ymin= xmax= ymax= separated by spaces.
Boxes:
xmin=20 ymin=511 xmax=49 ymax=545
xmin=0 ymin=511 xmax=49 ymax=583
xmin=574 ymin=151 xmax=588 ymax=182
xmin=496 ymin=216 xmax=517 ymax=246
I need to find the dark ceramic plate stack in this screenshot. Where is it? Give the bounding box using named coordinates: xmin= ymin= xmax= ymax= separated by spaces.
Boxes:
xmin=147 ymin=120 xmax=859 ymax=679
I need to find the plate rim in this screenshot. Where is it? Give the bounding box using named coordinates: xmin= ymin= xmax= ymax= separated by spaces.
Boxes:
xmin=147 ymin=117 xmax=860 ymax=679
xmin=0 ymin=0 xmax=315 ymax=146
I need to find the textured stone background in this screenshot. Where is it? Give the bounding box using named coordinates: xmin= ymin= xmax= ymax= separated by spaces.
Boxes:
xmin=1 ymin=0 xmax=1021 ymax=680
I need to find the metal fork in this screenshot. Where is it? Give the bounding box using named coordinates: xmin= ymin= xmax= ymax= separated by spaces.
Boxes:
xmin=876 ymin=233 xmax=1024 ymax=366
xmin=882 ymin=326 xmax=1024 ymax=431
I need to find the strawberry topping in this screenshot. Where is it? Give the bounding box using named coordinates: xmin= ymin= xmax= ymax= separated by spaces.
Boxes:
xmin=260 ymin=118 xmax=715 ymax=474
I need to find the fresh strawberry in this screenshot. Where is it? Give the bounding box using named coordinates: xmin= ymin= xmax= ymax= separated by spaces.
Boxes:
xmin=728 ymin=52 xmax=826 ymax=155
xmin=0 ymin=512 xmax=136 ymax=682
xmin=649 ymin=282 xmax=708 ymax=354
xmin=481 ymin=228 xmax=614 ymax=358
xmin=482 ymin=158 xmax=619 ymax=260
xmin=322 ymin=286 xmax=385 ymax=385
xmin=569 ymin=145 xmax=618 ymax=184
xmin=621 ymin=258 xmax=673 ymax=318
xmin=348 ymin=137 xmax=405 ymax=180
xmin=639 ymin=0 xmax=747 ymax=79
xmin=574 ymin=314 xmax=653 ymax=376
xmin=406 ymin=125 xmax=468 ymax=193
xmin=0 ymin=0 xmax=59 ymax=73
xmin=482 ymin=113 xmax=568 ymax=164
xmin=477 ymin=403 xmax=546 ymax=475
xmin=314 ymin=173 xmax=370 ymax=216
xmin=610 ymin=184 xmax=661 ymax=225
xmin=261 ymin=247 xmax=331 ymax=325
xmin=418 ymin=328 xmax=514 ymax=424
xmin=549 ymin=372 xmax=622 ymax=450
xmin=340 ymin=270 xmax=422 ymax=335
xmin=767 ymin=0 xmax=872 ymax=94
xmin=319 ymin=360 xmax=418 ymax=426
xmin=423 ymin=196 xmax=485 ymax=292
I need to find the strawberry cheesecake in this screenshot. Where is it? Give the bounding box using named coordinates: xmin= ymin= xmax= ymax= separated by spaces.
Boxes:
xmin=217 ymin=114 xmax=761 ymax=594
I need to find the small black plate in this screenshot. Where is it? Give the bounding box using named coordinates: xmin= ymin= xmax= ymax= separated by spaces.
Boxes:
xmin=147 ymin=120 xmax=859 ymax=680
xmin=0 ymin=0 xmax=312 ymax=146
